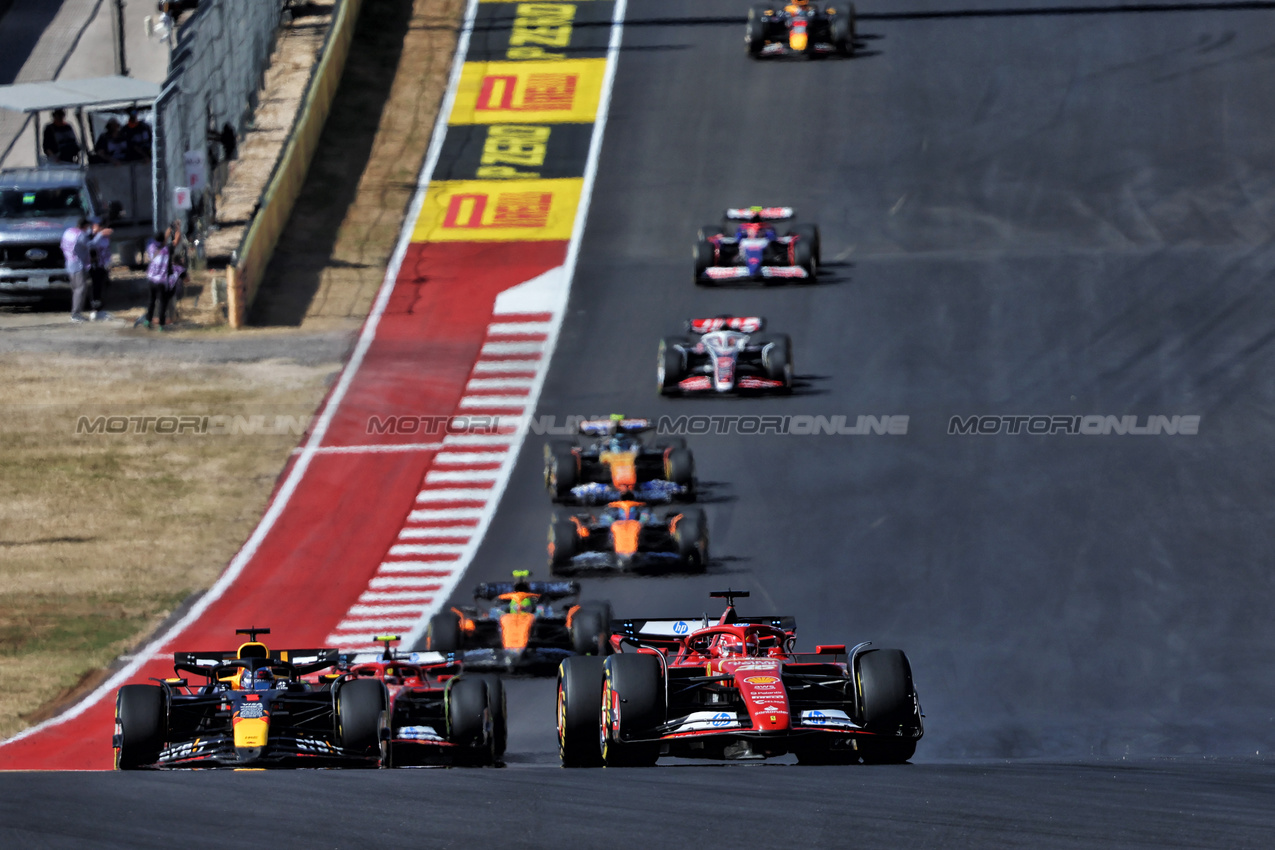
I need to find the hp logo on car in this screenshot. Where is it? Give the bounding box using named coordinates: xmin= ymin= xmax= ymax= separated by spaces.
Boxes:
xmin=673 ymin=621 xmax=689 ymax=634
xmin=807 ymin=710 xmax=827 ymax=725
xmin=710 ymin=712 xmax=730 ymax=727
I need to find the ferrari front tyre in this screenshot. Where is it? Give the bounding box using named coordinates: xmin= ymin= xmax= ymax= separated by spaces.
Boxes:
xmin=673 ymin=507 xmax=709 ymax=572
xmin=658 ymin=338 xmax=685 ymax=394
xmin=601 ymin=654 xmax=664 ymax=767
xmin=856 ymin=648 xmax=919 ymax=763
xmin=336 ymin=678 xmax=387 ymax=762
xmin=447 ymin=676 xmax=494 ymax=763
xmin=693 ymin=239 xmax=716 ymax=285
xmin=558 ymin=656 xmax=606 ymax=767
xmin=424 ymin=611 xmax=462 ymax=653
xmin=544 ymin=444 xmax=579 ymax=502
xmin=115 ymin=684 xmax=166 ymax=769
xmin=474 ymin=674 xmax=508 ymax=761
xmin=549 ymin=517 xmax=580 ymax=574
xmin=571 ymin=600 xmax=613 ymax=655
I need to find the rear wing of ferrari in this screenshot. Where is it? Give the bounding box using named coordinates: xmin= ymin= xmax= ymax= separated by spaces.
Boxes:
xmin=612 ymin=616 xmax=797 ymax=640
xmin=724 ymin=206 xmax=794 ymax=221
xmin=473 ymin=580 xmax=580 ymax=601
xmin=686 ymin=316 xmax=765 ymax=334
xmin=173 ymin=648 xmax=338 ymax=677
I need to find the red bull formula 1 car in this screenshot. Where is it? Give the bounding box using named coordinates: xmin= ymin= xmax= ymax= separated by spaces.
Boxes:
xmin=658 ymin=316 xmax=793 ymax=395
xmin=544 ymin=416 xmax=695 ymax=504
xmin=113 ymin=628 xmax=388 ymax=769
xmin=556 ymin=591 xmax=924 ymax=766
xmin=548 ymin=499 xmax=709 ymax=575
xmin=746 ymin=1 xmax=856 ymax=59
xmin=695 ymin=207 xmax=821 ymax=285
xmin=424 ymin=572 xmax=612 ymax=674
xmin=339 ymin=636 xmax=505 ymax=766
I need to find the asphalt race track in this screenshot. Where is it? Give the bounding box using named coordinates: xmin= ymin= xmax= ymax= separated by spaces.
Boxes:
xmin=6 ymin=1 xmax=1275 ymax=846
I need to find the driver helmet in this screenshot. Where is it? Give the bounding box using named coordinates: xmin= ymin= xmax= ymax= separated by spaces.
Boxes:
xmin=241 ymin=666 xmax=274 ymax=691
xmin=510 ymin=596 xmax=535 ymax=614
xmin=716 ymin=634 xmax=744 ymax=657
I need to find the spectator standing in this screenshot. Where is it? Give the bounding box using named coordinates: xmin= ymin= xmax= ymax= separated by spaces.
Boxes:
xmin=138 ymin=229 xmax=183 ymax=331
xmin=61 ymin=217 xmax=91 ymax=323
xmin=123 ymin=108 xmax=153 ymax=162
xmin=92 ymin=119 xmax=129 ymax=164
xmin=42 ymin=109 xmax=81 ymax=164
xmin=88 ymin=218 xmax=114 ymax=320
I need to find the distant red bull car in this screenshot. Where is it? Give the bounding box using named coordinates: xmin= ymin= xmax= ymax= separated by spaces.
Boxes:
xmin=745 ymin=2 xmax=856 ymax=59
xmin=658 ymin=316 xmax=793 ymax=395
xmin=556 ymin=591 xmax=924 ymax=766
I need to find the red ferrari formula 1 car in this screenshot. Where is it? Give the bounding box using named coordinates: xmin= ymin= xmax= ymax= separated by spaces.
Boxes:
xmin=548 ymin=499 xmax=709 ymax=575
xmin=658 ymin=316 xmax=793 ymax=395
xmin=113 ymin=628 xmax=388 ymax=769
xmin=340 ymin=636 xmax=506 ymax=766
xmin=556 ymin=591 xmax=924 ymax=766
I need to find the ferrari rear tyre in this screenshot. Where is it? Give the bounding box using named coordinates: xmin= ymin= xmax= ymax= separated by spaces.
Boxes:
xmin=549 ymin=517 xmax=579 ymax=574
xmin=601 ymin=654 xmax=664 ymax=767
xmin=336 ymin=678 xmax=387 ymax=762
xmin=571 ymin=600 xmax=613 ymax=655
xmin=544 ymin=444 xmax=578 ymax=502
xmin=558 ymin=656 xmax=606 ymax=767
xmin=447 ymin=676 xmax=494 ymax=762
xmin=674 ymin=507 xmax=708 ymax=572
xmin=693 ymin=240 xmax=716 ymax=285
xmin=424 ymin=611 xmax=462 ymax=653
xmin=475 ymin=674 xmax=507 ymax=760
xmin=658 ymin=338 xmax=685 ymax=394
xmin=115 ymin=684 xmax=166 ymax=769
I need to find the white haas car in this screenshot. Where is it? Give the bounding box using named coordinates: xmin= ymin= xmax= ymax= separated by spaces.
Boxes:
xmin=658 ymin=316 xmax=793 ymax=395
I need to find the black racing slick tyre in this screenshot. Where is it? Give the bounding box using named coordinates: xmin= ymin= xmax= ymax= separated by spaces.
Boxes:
xmin=746 ymin=6 xmax=767 ymax=56
xmin=336 ymin=678 xmax=387 ymax=762
xmin=558 ymin=656 xmax=605 ymax=767
xmin=788 ymin=223 xmax=822 ymax=265
xmin=475 ymin=674 xmax=508 ymax=760
xmin=673 ymin=508 xmax=708 ymax=572
xmin=447 ymin=676 xmax=495 ymax=763
xmin=761 ymin=334 xmax=794 ymax=392
xmin=792 ymin=238 xmax=818 ymax=282
xmin=664 ymin=447 xmax=695 ymax=497
xmin=544 ymin=443 xmax=578 ymax=502
xmin=571 ymin=600 xmax=613 ymax=656
xmin=857 ymin=648 xmax=919 ymax=764
xmin=829 ymin=7 xmax=854 ymax=56
xmin=694 ymin=239 xmax=716 ymax=285
xmin=115 ymin=684 xmax=165 ymax=769
xmin=658 ymin=338 xmax=685 ymax=394
xmin=549 ymin=517 xmax=579 ymax=574
xmin=601 ymin=654 xmax=664 ymax=767
xmin=424 ymin=611 xmax=462 ymax=653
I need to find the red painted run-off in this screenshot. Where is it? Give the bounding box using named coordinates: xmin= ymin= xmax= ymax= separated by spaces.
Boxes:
xmin=0 ymin=241 xmax=567 ymax=770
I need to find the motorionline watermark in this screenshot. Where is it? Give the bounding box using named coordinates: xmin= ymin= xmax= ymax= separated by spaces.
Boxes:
xmin=948 ymin=415 xmax=1200 ymax=436
xmin=365 ymin=414 xmax=910 ymax=436
xmin=76 ymin=414 xmax=312 ymax=436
